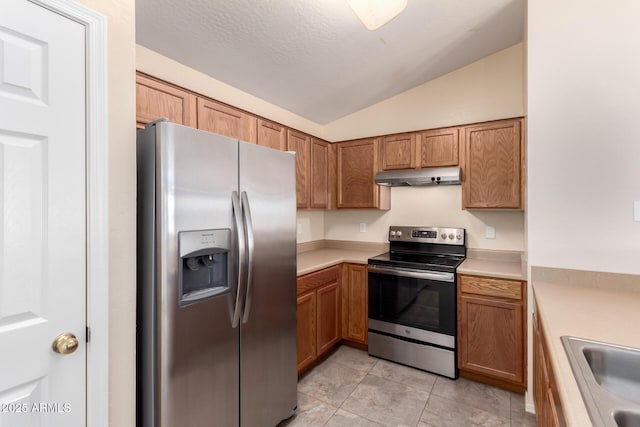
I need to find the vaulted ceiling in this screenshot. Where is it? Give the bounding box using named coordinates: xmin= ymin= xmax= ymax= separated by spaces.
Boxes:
xmin=136 ymin=0 xmax=525 ymax=124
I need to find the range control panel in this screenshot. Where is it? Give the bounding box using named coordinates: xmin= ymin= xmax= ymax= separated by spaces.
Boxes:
xmin=388 ymin=226 xmax=465 ymax=246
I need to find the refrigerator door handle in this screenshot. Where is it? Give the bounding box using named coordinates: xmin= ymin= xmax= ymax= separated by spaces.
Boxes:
xmin=240 ymin=191 xmax=255 ymax=324
xmin=231 ymin=191 xmax=246 ymax=328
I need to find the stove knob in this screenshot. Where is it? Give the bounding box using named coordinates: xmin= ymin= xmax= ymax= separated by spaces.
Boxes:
xmin=440 ymin=233 xmax=447 ymax=239
xmin=448 ymin=233 xmax=455 ymax=240
xmin=390 ymin=231 xmax=396 ymax=237
xmin=456 ymin=234 xmax=462 ymax=240
xmin=396 ymin=231 xmax=402 ymax=237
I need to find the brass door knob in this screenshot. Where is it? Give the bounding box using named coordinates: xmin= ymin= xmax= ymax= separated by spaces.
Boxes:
xmin=51 ymin=333 xmax=79 ymax=355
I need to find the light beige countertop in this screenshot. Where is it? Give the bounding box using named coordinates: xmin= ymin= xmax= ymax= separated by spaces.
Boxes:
xmin=532 ymin=267 xmax=640 ymax=427
xmin=458 ymin=249 xmax=527 ymax=281
xmin=296 ymin=240 xmax=388 ymax=276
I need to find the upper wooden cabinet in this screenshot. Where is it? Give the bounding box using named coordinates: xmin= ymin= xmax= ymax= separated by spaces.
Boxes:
xmin=462 ymin=119 xmax=523 ymax=209
xmin=337 ymin=138 xmax=390 ymax=209
xmin=310 ymin=138 xmax=330 ymax=209
xmin=257 ymin=119 xmax=287 ymax=151
xmin=379 ymin=133 xmax=416 ymax=170
xmin=420 ymin=127 xmax=459 ymax=167
xmin=287 ymin=130 xmax=311 ymax=208
xmin=197 ymin=97 xmax=257 ymax=144
xmin=136 ymin=73 xmax=197 ymax=129
xmin=288 ymin=131 xmax=332 ymax=210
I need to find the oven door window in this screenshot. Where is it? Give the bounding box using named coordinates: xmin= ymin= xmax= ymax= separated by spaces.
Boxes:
xmin=368 ymin=271 xmax=455 ymax=336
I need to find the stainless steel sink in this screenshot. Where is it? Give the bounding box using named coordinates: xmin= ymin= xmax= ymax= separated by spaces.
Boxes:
xmin=562 ymin=336 xmax=640 ymax=427
xmin=613 ymin=410 xmax=640 ymax=427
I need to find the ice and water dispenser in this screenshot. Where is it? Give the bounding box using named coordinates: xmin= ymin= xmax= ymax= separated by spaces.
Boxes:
xmin=178 ymin=229 xmax=230 ymax=306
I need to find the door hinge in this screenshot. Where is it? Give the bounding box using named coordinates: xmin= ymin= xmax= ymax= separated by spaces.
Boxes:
xmin=86 ymin=326 xmax=91 ymax=343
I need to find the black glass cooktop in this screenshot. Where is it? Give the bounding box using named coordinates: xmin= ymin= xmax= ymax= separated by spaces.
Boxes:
xmin=368 ymin=251 xmax=465 ymax=272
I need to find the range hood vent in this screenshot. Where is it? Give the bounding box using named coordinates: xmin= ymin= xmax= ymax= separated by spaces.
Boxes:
xmin=375 ymin=167 xmax=461 ymax=187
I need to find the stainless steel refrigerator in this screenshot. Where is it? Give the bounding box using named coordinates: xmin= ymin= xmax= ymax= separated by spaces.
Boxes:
xmin=136 ymin=120 xmax=297 ymax=427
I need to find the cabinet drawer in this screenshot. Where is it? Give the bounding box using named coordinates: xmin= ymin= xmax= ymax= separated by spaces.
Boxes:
xmin=297 ymin=265 xmax=341 ymax=295
xmin=459 ymin=275 xmax=522 ymax=300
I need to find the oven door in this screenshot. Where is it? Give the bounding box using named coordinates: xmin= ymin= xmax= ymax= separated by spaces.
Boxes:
xmin=368 ymin=265 xmax=456 ymax=337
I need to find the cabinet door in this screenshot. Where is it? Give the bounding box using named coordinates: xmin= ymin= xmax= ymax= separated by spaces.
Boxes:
xmin=337 ymin=139 xmax=389 ymax=209
xmin=458 ymin=294 xmax=524 ymax=384
xmin=462 ymin=119 xmax=523 ymax=209
xmin=343 ymin=264 xmax=368 ymax=344
xmin=380 ymin=133 xmax=416 ymax=170
xmin=310 ymin=138 xmax=329 ymax=209
xmin=296 ymin=291 xmax=316 ymax=373
xmin=197 ymin=97 xmax=257 ymax=143
xmin=316 ymin=281 xmax=340 ymax=356
xmin=533 ymin=313 xmax=546 ymax=426
xmin=136 ymin=73 xmax=197 ymax=129
xmin=420 ymin=127 xmax=459 ymax=167
xmin=257 ymin=119 xmax=286 ymax=151
xmin=287 ymin=130 xmax=311 ymax=208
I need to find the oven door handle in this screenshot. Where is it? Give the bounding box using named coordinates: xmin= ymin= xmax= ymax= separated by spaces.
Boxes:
xmin=368 ymin=266 xmax=455 ymax=282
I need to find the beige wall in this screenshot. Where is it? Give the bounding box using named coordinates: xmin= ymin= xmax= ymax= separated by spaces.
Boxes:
xmin=139 ymin=43 xmax=527 ymax=252
xmin=296 ymin=211 xmax=325 ymax=243
xmin=528 ymin=0 xmax=640 ymax=275
xmin=77 ymin=1 xmax=137 ymax=426
xmin=324 ymin=187 xmax=525 ymax=250
xmin=137 ymin=45 xmax=323 ymax=138
xmin=323 ymin=43 xmax=524 ymax=141
xmin=320 ymin=43 xmax=526 ymax=250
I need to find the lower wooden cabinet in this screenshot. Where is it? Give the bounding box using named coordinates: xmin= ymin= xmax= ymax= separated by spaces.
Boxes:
xmin=296 ymin=265 xmax=341 ymax=373
xmin=342 ymin=263 xmax=368 ymax=345
xmin=458 ymin=274 xmax=526 ymax=392
xmin=296 ymin=291 xmax=316 ymax=371
xmin=316 ymin=280 xmax=340 ymax=355
xmin=533 ymin=311 xmax=566 ymax=427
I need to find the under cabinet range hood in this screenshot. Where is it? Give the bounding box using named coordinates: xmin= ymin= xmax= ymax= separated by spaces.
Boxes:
xmin=375 ymin=167 xmax=461 ymax=186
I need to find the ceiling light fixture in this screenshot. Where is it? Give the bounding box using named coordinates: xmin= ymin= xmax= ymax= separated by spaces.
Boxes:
xmin=346 ymin=0 xmax=408 ymax=31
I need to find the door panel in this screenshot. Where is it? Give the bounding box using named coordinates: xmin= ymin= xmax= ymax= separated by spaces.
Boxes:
xmin=0 ymin=1 xmax=86 ymax=425
xmin=154 ymin=124 xmax=241 ymax=427
xmin=197 ymin=97 xmax=257 ymax=143
xmin=316 ymin=282 xmax=340 ymax=356
xmin=239 ymin=143 xmax=297 ymax=427
xmin=286 ymin=130 xmax=310 ymax=208
xmin=296 ymin=291 xmax=316 ymax=373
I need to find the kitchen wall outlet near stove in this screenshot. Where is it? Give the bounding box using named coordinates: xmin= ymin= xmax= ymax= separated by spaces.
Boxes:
xmin=635 ymin=201 xmax=640 ymax=222
xmin=359 ymin=223 xmax=366 ymax=233
xmin=485 ymin=226 xmax=496 ymax=239
xmin=297 ymin=223 xmax=302 ymax=234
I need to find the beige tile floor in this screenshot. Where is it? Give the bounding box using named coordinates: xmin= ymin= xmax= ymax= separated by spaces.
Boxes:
xmin=280 ymin=345 xmax=537 ymax=427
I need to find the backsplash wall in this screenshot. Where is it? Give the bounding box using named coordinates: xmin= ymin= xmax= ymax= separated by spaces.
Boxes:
xmin=299 ymin=186 xmax=525 ymax=251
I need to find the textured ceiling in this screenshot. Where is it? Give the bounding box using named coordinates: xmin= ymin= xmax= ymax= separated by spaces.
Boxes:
xmin=136 ymin=0 xmax=525 ymax=124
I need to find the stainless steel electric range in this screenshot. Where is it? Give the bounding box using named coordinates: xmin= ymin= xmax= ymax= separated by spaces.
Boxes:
xmin=367 ymin=226 xmax=466 ymax=379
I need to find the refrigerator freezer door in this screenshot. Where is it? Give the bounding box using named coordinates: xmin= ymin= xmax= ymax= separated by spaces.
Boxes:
xmin=239 ymin=142 xmax=298 ymax=426
xmin=154 ymin=123 xmax=241 ymax=427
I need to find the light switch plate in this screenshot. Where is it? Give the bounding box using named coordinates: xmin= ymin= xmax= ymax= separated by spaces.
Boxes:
xmin=359 ymin=223 xmax=366 ymax=233
xmin=485 ymin=226 xmax=496 ymax=239
xmin=634 ymin=201 xmax=640 ymax=222
xmin=297 ymin=223 xmax=302 ymax=234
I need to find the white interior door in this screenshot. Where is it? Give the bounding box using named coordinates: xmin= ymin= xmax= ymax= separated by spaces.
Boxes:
xmin=0 ymin=0 xmax=87 ymax=425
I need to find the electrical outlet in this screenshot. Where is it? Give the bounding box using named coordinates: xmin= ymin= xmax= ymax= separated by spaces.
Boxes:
xmin=297 ymin=223 xmax=302 ymax=234
xmin=485 ymin=226 xmax=496 ymax=239
xmin=635 ymin=201 xmax=640 ymax=222
xmin=359 ymin=223 xmax=366 ymax=233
